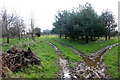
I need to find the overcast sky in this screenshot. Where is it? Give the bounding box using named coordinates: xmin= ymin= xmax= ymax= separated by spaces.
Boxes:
xmin=0 ymin=0 xmax=119 ymax=31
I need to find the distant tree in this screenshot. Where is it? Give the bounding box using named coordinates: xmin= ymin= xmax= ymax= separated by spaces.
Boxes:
xmin=0 ymin=20 xmax=2 ymax=38
xmin=1 ymin=9 xmax=16 ymax=44
xmin=13 ymin=18 xmax=25 ymax=40
xmin=52 ymin=3 xmax=116 ymax=43
xmin=43 ymin=29 xmax=51 ymax=35
xmin=53 ymin=11 xmax=68 ymax=38
xmin=53 ymin=3 xmax=101 ymax=43
xmin=30 ymin=17 xmax=35 ymax=41
xmin=110 ymin=30 xmax=118 ymax=36
xmin=100 ymin=10 xmax=117 ymax=40
xmin=51 ymin=28 xmax=57 ymax=34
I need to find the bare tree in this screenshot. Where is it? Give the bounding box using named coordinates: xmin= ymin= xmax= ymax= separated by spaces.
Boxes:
xmin=1 ymin=9 xmax=16 ymax=44
xmin=0 ymin=20 xmax=2 ymax=38
xmin=30 ymin=17 xmax=35 ymax=41
xmin=13 ymin=18 xmax=25 ymax=40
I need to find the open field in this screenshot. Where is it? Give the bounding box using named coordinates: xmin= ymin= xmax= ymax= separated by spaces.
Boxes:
xmin=1 ymin=35 xmax=119 ymax=78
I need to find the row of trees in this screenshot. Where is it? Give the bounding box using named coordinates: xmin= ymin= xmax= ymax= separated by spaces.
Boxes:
xmin=52 ymin=3 xmax=117 ymax=43
xmin=0 ymin=9 xmax=41 ymax=44
xmin=0 ymin=9 xmax=25 ymax=43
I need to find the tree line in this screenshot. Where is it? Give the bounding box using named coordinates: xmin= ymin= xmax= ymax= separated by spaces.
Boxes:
xmin=52 ymin=3 xmax=117 ymax=43
xmin=0 ymin=9 xmax=41 ymax=44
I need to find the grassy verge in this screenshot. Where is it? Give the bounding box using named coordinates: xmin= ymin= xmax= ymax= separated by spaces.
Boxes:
xmin=1 ymin=37 xmax=60 ymax=78
xmin=103 ymin=46 xmax=119 ymax=78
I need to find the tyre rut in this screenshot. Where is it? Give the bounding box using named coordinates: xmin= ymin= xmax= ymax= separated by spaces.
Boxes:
xmin=52 ymin=39 xmax=119 ymax=78
xmin=44 ymin=38 xmax=77 ymax=79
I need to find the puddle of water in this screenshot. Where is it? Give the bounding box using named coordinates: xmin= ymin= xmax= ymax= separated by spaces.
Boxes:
xmin=44 ymin=39 xmax=71 ymax=79
xmin=59 ymin=58 xmax=71 ymax=78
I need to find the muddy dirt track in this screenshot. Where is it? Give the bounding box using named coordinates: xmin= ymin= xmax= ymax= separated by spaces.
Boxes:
xmin=46 ymin=39 xmax=119 ymax=79
xmin=53 ymin=39 xmax=119 ymax=66
xmin=44 ymin=38 xmax=74 ymax=79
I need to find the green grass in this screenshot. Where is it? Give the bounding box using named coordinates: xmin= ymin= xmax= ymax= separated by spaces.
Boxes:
xmin=44 ymin=36 xmax=81 ymax=68
xmin=1 ymin=37 xmax=60 ymax=78
xmin=103 ymin=46 xmax=119 ymax=78
xmin=48 ymin=35 xmax=118 ymax=54
xmin=1 ymin=38 xmax=28 ymax=51
xmin=1 ymin=35 xmax=119 ymax=78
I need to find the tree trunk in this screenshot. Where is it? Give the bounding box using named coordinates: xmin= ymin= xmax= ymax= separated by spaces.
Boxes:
xmin=94 ymin=36 xmax=95 ymax=40
xmin=108 ymin=36 xmax=110 ymax=40
xmin=98 ymin=36 xmax=99 ymax=39
xmin=65 ymin=35 xmax=67 ymax=39
xmin=7 ymin=36 xmax=9 ymax=44
xmin=85 ymin=36 xmax=88 ymax=43
xmin=82 ymin=36 xmax=84 ymax=39
xmin=59 ymin=34 xmax=61 ymax=38
xmin=31 ymin=33 xmax=34 ymax=41
xmin=72 ymin=37 xmax=75 ymax=40
xmin=108 ymin=28 xmax=110 ymax=40
xmin=19 ymin=34 xmax=21 ymax=40
xmin=90 ymin=36 xmax=93 ymax=41
xmin=105 ymin=35 xmax=107 ymax=40
xmin=18 ymin=32 xmax=21 ymax=40
xmin=77 ymin=37 xmax=79 ymax=40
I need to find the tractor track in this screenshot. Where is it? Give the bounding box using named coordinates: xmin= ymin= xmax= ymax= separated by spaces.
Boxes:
xmin=53 ymin=39 xmax=119 ymax=60
xmin=45 ymin=37 xmax=119 ymax=78
xmin=51 ymin=39 xmax=119 ymax=78
xmin=44 ymin=38 xmax=77 ymax=79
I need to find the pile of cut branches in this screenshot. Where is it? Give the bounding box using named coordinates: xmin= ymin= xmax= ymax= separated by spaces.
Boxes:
xmin=1 ymin=47 xmax=41 ymax=78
